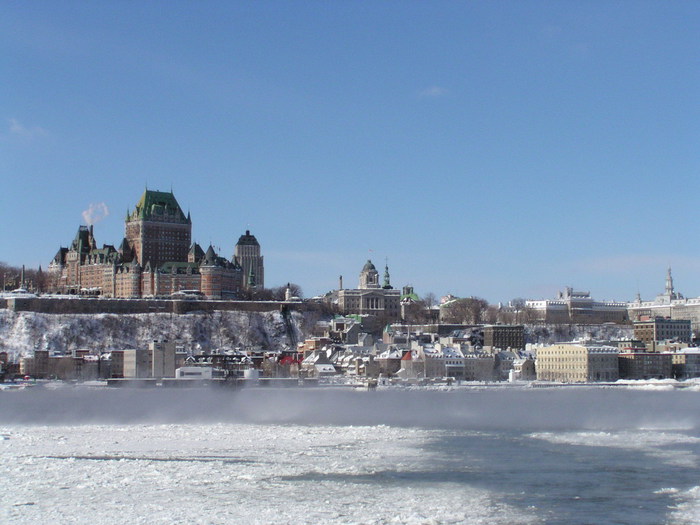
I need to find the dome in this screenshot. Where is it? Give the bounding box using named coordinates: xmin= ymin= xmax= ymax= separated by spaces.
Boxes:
xmin=362 ymin=259 xmax=377 ymax=272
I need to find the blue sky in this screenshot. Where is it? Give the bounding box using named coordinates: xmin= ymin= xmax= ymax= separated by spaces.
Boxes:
xmin=2 ymin=2 xmax=699 ymax=302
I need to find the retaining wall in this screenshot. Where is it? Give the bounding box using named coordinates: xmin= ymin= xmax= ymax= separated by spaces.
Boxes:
xmin=3 ymin=297 xmax=300 ymax=315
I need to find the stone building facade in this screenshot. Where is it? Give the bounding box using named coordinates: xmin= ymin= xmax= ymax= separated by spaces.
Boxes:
xmin=526 ymin=288 xmax=628 ymax=324
xmin=337 ymin=260 xmax=401 ymax=320
xmin=234 ymin=230 xmax=264 ymax=289
xmin=618 ymin=352 xmax=673 ymax=380
xmin=536 ymin=343 xmax=619 ymax=382
xmin=48 ymin=189 xmax=260 ymax=300
xmin=672 ymin=351 xmax=700 ymax=379
xmin=628 ymin=269 xmax=700 ymax=334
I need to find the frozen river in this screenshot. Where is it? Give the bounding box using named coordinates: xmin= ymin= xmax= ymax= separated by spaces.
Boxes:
xmin=2 ymin=385 xmax=700 ymax=524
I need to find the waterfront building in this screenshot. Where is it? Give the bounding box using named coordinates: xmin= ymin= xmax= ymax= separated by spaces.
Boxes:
xmin=671 ymin=350 xmax=700 ymax=379
xmin=463 ymin=353 xmax=496 ymax=381
xmin=536 ymin=343 xmax=619 ymax=382
xmin=510 ymin=358 xmax=536 ymax=381
xmin=399 ymin=343 xmax=467 ymax=379
xmin=618 ymin=352 xmax=673 ymax=380
xmin=122 ymin=349 xmax=151 ymax=378
xmin=150 ymin=340 xmax=176 ymax=379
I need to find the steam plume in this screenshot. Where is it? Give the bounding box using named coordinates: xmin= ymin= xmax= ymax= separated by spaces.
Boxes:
xmin=82 ymin=202 xmax=109 ymax=226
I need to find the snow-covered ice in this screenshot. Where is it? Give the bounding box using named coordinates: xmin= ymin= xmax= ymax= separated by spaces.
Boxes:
xmin=2 ymin=386 xmax=700 ymax=524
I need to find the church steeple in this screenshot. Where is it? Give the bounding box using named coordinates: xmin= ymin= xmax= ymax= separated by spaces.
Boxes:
xmin=383 ymin=262 xmax=392 ymax=289
xmin=665 ymin=267 xmax=674 ymax=296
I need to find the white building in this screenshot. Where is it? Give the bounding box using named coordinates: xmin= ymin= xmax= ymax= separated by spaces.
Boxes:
xmin=628 ymin=268 xmax=700 ymax=333
xmin=399 ymin=343 xmax=466 ymax=379
xmin=526 ymin=287 xmax=628 ymax=324
xmin=176 ymin=366 xmax=213 ymax=379
xmin=536 ymin=343 xmax=619 ymax=383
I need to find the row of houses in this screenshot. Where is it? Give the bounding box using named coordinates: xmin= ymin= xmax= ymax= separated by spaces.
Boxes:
xmin=292 ymin=316 xmax=700 ymax=383
xmin=10 ymin=311 xmax=699 ymax=384
xmin=15 ymin=341 xmax=258 ymax=382
xmin=12 ymin=337 xmax=700 ymax=384
xmin=295 ymin=337 xmax=700 ymax=383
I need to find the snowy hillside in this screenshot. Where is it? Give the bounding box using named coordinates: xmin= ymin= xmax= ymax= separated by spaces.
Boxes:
xmin=0 ymin=309 xmax=312 ymax=359
xmin=525 ymin=323 xmax=634 ymax=345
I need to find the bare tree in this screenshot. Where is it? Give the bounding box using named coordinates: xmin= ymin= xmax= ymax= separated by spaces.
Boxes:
xmin=0 ymin=262 xmax=44 ymax=292
xmin=510 ymin=298 xmax=527 ymax=309
xmin=402 ymin=299 xmax=430 ymax=324
xmin=484 ymin=304 xmax=500 ymax=324
xmin=240 ymin=283 xmax=304 ymax=302
xmin=441 ymin=297 xmax=489 ymax=324
xmin=423 ymin=292 xmax=437 ymax=309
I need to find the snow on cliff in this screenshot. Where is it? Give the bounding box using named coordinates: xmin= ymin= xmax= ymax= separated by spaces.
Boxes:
xmin=525 ymin=324 xmax=634 ymax=345
xmin=0 ymin=309 xmax=305 ymax=359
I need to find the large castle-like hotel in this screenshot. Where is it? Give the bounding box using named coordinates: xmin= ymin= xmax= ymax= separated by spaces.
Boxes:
xmin=47 ymin=189 xmax=264 ymax=299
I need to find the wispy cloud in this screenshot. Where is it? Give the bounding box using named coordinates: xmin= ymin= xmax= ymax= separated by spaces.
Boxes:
xmin=419 ymin=86 xmax=448 ymax=98
xmin=8 ymin=118 xmax=48 ymax=139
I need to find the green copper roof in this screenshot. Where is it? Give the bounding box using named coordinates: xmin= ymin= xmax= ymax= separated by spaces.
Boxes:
xmin=129 ymin=190 xmax=189 ymax=222
xmin=237 ymin=230 xmax=259 ymax=246
xmin=383 ymin=264 xmax=392 ymax=289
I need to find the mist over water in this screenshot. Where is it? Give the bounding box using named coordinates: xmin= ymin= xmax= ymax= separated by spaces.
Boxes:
xmin=2 ymin=386 xmax=699 ymax=431
xmin=3 ymin=386 xmax=700 ymax=524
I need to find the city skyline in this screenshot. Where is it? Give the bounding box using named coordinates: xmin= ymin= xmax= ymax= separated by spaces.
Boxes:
xmin=3 ymin=2 xmax=699 ymax=302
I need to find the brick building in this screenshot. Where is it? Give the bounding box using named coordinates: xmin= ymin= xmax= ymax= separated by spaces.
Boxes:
xmin=633 ymin=317 xmax=692 ymax=351
xmin=48 ymin=189 xmax=260 ymax=299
